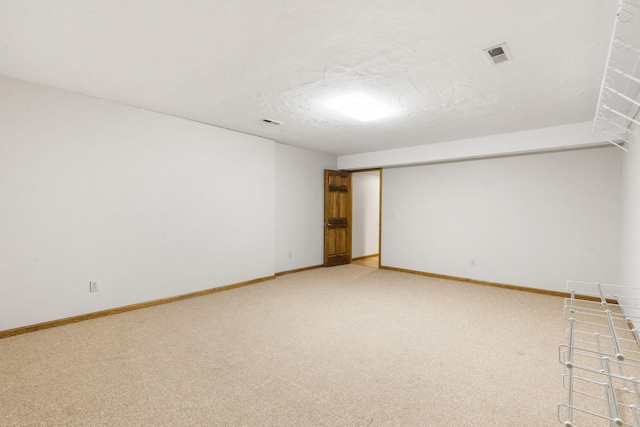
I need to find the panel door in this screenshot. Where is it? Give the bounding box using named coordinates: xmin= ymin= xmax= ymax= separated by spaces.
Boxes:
xmin=324 ymin=169 xmax=352 ymax=267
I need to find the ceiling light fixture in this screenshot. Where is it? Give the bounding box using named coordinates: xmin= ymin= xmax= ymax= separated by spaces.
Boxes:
xmin=325 ymin=94 xmax=391 ymax=122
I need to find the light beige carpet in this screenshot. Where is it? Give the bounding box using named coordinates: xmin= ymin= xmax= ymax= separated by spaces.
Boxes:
xmin=1 ymin=265 xmax=568 ymax=426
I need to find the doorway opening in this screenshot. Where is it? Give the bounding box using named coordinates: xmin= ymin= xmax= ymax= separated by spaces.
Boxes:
xmin=351 ymin=169 xmax=381 ymax=268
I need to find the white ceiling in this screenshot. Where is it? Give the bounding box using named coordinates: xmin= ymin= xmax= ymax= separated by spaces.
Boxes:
xmin=0 ymin=0 xmax=618 ymax=156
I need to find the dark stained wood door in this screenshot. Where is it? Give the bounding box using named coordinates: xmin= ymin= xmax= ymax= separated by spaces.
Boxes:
xmin=324 ymin=169 xmax=352 ymax=267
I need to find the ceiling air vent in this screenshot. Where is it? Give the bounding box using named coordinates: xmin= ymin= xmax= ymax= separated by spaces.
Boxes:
xmin=483 ymin=43 xmax=512 ymax=65
xmin=262 ymin=118 xmax=283 ymax=125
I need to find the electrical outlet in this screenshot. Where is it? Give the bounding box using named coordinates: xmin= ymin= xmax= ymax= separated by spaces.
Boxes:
xmin=89 ymin=281 xmax=99 ymax=292
xmin=288 ymin=252 xmax=293 ymax=259
xmin=470 ymin=259 xmax=476 ymax=267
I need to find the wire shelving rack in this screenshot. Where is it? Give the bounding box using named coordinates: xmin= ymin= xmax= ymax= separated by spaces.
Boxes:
xmin=559 ymin=281 xmax=640 ymax=426
xmin=594 ymin=0 xmax=640 ymax=152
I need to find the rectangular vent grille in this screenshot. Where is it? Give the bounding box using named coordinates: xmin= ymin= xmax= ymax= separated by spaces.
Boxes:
xmin=483 ymin=43 xmax=512 ymax=65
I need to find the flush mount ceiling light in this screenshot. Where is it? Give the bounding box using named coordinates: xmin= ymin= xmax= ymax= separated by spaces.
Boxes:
xmin=325 ymin=94 xmax=391 ymax=122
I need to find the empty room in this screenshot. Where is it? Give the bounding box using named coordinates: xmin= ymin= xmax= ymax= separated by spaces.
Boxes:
xmin=2 ymin=0 xmax=640 ymax=426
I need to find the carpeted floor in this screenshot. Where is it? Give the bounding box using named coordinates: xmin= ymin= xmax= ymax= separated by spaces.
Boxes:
xmin=1 ymin=265 xmax=569 ymax=426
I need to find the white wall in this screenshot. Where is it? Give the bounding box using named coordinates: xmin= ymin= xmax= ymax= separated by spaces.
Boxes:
xmin=352 ymin=171 xmax=380 ymax=258
xmin=275 ymin=144 xmax=336 ymax=273
xmin=0 ymin=76 xmax=275 ymax=331
xmin=381 ymin=147 xmax=622 ymax=292
xmin=620 ymin=133 xmax=640 ymax=302
xmin=2 ymin=74 xmax=628 ymax=331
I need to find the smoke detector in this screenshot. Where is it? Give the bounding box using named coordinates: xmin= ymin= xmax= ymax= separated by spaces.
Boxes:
xmin=483 ymin=43 xmax=512 ymax=65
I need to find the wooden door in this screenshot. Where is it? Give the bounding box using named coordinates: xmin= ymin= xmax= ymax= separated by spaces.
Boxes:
xmin=324 ymin=169 xmax=352 ymax=267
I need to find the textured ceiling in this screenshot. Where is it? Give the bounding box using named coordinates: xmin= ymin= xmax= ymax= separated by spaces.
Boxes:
xmin=0 ymin=0 xmax=618 ymax=155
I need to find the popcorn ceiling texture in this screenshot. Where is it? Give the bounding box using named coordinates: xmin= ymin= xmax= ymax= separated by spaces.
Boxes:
xmin=0 ymin=265 xmax=567 ymax=426
xmin=0 ymin=0 xmax=617 ymax=155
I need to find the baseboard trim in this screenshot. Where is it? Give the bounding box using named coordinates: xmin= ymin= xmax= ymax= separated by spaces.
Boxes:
xmin=0 ymin=275 xmax=275 ymax=340
xmin=275 ymin=265 xmax=323 ymax=277
xmin=352 ymin=254 xmax=379 ymax=261
xmin=378 ymin=266 xmax=611 ymax=302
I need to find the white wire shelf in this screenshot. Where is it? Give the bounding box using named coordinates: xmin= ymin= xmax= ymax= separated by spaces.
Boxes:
xmin=560 ymin=280 xmax=640 ymax=426
xmin=594 ymin=0 xmax=640 ymax=152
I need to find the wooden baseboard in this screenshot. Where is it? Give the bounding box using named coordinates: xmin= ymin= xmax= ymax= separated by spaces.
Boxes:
xmin=0 ymin=275 xmax=275 ymax=340
xmin=378 ymin=265 xmax=613 ymax=302
xmin=275 ymin=265 xmax=323 ymax=277
xmin=352 ymin=254 xmax=379 ymax=261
